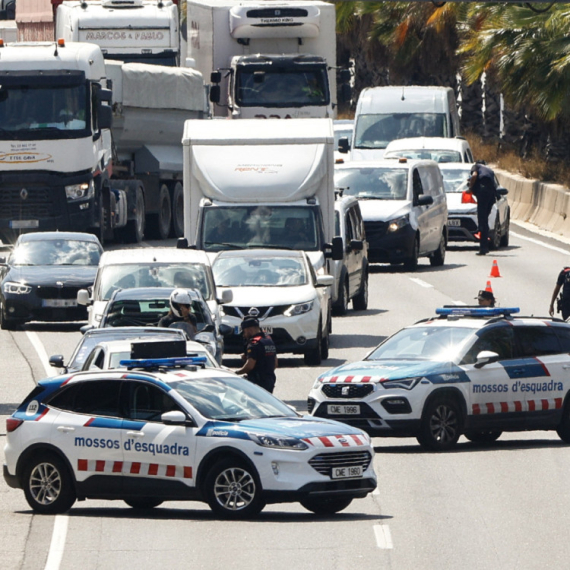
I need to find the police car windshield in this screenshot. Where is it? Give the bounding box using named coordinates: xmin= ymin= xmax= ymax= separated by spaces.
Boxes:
xmin=367 ymin=326 xmax=474 ymax=362
xmin=171 ymin=376 xmax=297 ymax=421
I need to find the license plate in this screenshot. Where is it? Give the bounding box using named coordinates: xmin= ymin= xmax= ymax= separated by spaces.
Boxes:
xmin=42 ymin=299 xmax=77 ymax=308
xmin=10 ymin=220 xmax=39 ymax=229
xmin=448 ymin=219 xmax=461 ymax=227
xmin=327 ymin=404 xmax=360 ymax=415
xmin=233 ymin=325 xmax=273 ymax=334
xmin=331 ymin=465 xmax=363 ymax=479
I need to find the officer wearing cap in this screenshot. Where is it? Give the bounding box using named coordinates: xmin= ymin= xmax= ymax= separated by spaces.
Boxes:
xmin=476 ymin=290 xmax=496 ymax=307
xmin=235 ymin=316 xmax=277 ymax=393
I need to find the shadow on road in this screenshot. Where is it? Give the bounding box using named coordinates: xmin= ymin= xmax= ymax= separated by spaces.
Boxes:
xmin=331 ymin=334 xmax=384 ymax=350
xmin=21 ymin=321 xmax=85 ymax=333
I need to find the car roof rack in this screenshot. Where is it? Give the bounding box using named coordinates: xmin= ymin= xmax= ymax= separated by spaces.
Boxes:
xmin=119 ymin=356 xmax=208 ymax=371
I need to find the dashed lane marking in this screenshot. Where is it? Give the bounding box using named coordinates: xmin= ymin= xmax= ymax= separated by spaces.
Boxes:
xmin=409 ymin=277 xmax=433 ymax=288
xmin=373 ymin=524 xmax=393 ymax=549
xmin=44 ymin=515 xmax=68 ymax=570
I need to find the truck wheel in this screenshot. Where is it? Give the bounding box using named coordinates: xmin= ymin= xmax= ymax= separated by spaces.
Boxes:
xmin=301 ymin=496 xmax=353 ymax=515
xmin=352 ymin=271 xmax=368 ymax=311
xmin=500 ymin=213 xmax=510 ymax=247
xmin=121 ymin=186 xmax=145 ymax=243
xmin=23 ymin=452 xmax=76 ymax=514
xmin=147 ymin=185 xmax=171 ymax=240
xmin=429 ymin=231 xmax=446 ymax=267
xmin=333 ymin=278 xmax=349 ymax=316
xmin=403 ymin=237 xmax=419 ymax=271
xmin=171 ymin=182 xmax=184 ymax=238
xmin=304 ymin=323 xmax=322 ymax=366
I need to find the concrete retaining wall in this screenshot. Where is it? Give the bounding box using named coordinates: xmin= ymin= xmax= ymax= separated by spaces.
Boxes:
xmin=496 ymin=169 xmax=570 ymax=239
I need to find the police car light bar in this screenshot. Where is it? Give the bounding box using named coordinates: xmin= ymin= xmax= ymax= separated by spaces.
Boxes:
xmin=436 ymin=307 xmax=520 ymax=317
xmin=119 ymin=356 xmax=208 ymax=369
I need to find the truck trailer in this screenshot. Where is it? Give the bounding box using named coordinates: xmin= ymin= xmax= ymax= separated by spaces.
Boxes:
xmin=186 ymin=0 xmax=342 ymax=119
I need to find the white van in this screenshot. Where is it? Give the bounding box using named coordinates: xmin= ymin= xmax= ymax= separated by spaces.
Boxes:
xmin=343 ymin=86 xmax=461 ymax=161
xmin=334 ymin=159 xmax=448 ymax=270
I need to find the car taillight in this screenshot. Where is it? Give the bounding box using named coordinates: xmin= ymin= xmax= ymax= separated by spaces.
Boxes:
xmin=6 ymin=418 xmax=23 ymax=432
xmin=461 ymin=191 xmax=477 ymax=204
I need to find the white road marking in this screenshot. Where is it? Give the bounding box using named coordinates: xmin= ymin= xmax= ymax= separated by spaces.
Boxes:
xmin=372 ymin=487 xmax=380 ymax=495
xmin=25 ymin=330 xmax=52 ymax=377
xmin=409 ymin=277 xmax=433 ymax=288
xmin=511 ymin=231 xmax=570 ymax=255
xmin=44 ymin=515 xmax=68 ymax=570
xmin=373 ymin=524 xmax=393 ymax=549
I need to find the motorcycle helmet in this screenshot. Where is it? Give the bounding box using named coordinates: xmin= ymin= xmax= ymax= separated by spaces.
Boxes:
xmin=170 ymin=288 xmax=193 ymax=318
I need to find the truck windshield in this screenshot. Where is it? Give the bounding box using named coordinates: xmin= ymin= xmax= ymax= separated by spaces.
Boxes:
xmin=235 ymin=68 xmax=329 ymax=108
xmin=354 ymin=113 xmax=448 ymax=150
xmin=202 ymin=206 xmax=320 ymax=252
xmin=0 ymin=83 xmax=89 ymax=138
xmin=335 ymin=167 xmax=409 ymax=200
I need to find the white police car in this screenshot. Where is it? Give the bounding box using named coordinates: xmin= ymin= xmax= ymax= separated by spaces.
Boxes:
xmin=308 ymin=307 xmax=570 ymax=451
xmin=4 ymin=355 xmax=376 ymax=517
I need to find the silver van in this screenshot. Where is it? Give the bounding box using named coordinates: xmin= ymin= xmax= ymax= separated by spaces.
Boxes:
xmin=334 ymin=159 xmax=448 ymax=270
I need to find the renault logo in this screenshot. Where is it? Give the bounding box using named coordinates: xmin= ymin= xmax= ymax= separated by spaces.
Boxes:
xmin=248 ymin=308 xmax=260 ymax=317
xmin=20 ymin=188 xmax=28 ymax=201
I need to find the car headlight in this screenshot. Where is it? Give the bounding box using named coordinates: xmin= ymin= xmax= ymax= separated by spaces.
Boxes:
xmin=284 ymin=300 xmax=314 ymax=317
xmin=387 ymin=215 xmax=410 ymax=233
xmin=65 ymin=181 xmax=94 ymax=201
xmin=249 ymin=433 xmax=309 ymax=450
xmin=381 ymin=377 xmax=421 ymax=390
xmin=3 ymin=281 xmax=32 ymax=294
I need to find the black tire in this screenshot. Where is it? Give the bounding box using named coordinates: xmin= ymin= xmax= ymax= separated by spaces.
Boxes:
xmin=301 ymin=496 xmax=353 ymax=515
xmin=0 ymin=304 xmax=19 ymax=330
xmin=429 ymin=231 xmax=446 ymax=267
xmin=147 ymin=184 xmax=172 ymax=240
xmin=403 ymin=237 xmax=419 ymax=271
xmin=352 ymin=271 xmax=368 ymax=311
xmin=499 ymin=213 xmax=510 ymax=247
xmin=95 ymin=198 xmax=106 ymax=247
xmin=417 ymin=396 xmax=463 ymax=451
xmin=23 ymin=452 xmax=76 ymax=514
xmin=304 ymin=323 xmax=322 ymax=366
xmin=124 ymin=498 xmax=163 ymax=509
xmin=204 ymin=458 xmax=265 ymax=518
xmin=489 ymin=216 xmax=501 ymax=250
xmin=171 ymin=182 xmax=185 ymax=238
xmin=464 ymin=430 xmax=502 ymax=444
xmin=120 ymin=186 xmax=145 ymax=244
xmin=557 ymin=403 xmax=570 ymax=443
xmin=333 ymin=278 xmax=349 ymax=316
xmin=321 ymin=326 xmax=329 ymax=361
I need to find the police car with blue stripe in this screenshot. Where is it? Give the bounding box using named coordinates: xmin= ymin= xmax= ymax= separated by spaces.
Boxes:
xmin=3 ymin=341 xmax=376 ymax=517
xmin=308 ymin=307 xmax=570 ymax=451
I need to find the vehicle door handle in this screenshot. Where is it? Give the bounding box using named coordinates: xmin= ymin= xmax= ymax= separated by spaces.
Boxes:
xmin=127 ymin=431 xmax=145 ymax=437
xmin=57 ymin=426 xmax=75 ymax=433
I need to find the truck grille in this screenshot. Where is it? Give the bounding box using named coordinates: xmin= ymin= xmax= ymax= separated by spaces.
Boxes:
xmin=322 ymin=384 xmax=374 ymax=399
xmin=35 ymin=286 xmax=81 ymax=300
xmin=309 ymin=451 xmax=372 ymax=477
xmin=363 ymin=221 xmax=388 ymax=243
xmin=247 ymin=8 xmax=308 ymax=18
xmin=0 ymin=187 xmax=55 ymax=218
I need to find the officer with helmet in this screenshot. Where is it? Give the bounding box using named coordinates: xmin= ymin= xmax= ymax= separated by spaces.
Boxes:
xmin=235 ymin=316 xmax=277 ymax=393
xmin=158 ymin=288 xmax=198 ymax=338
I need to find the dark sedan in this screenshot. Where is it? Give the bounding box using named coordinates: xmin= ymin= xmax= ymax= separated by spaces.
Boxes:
xmin=0 ymin=231 xmax=102 ymax=329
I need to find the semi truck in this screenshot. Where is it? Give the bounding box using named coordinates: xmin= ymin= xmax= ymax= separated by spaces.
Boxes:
xmin=56 ymin=0 xmax=180 ymax=66
xmin=179 ymin=118 xmax=341 ymax=273
xmin=186 ymin=0 xmax=347 ymax=119
xmin=0 ymin=41 xmax=206 ymax=244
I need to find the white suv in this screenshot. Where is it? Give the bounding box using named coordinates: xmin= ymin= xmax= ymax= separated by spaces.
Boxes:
xmin=383 ymin=136 xmax=474 ymax=163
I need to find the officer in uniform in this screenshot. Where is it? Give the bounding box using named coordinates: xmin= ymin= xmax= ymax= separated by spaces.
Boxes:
xmin=467 ymin=162 xmax=498 ymax=256
xmin=549 ymin=267 xmax=570 ymax=320
xmin=235 ymin=316 xmax=277 ymax=393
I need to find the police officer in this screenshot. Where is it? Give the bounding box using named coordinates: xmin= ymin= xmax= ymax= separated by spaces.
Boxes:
xmin=549 ymin=267 xmax=570 ymax=320
xmin=476 ymin=290 xmax=496 ymax=307
xmin=467 ymin=162 xmax=497 ymax=256
xmin=235 ymin=316 xmax=277 ymax=393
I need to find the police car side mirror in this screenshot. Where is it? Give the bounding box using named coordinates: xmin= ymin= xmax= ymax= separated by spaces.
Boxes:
xmin=219 ymin=323 xmax=233 ymax=337
xmin=474 ymin=350 xmax=500 ymax=369
xmin=161 ymin=411 xmax=195 ymax=427
xmin=49 ymin=354 xmax=66 ymax=371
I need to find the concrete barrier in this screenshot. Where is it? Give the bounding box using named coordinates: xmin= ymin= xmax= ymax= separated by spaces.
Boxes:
xmin=496 ymin=169 xmax=570 ymax=240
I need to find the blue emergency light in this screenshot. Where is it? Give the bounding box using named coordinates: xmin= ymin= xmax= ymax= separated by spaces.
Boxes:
xmin=436 ymin=307 xmax=520 ymax=317
xmin=119 ymin=356 xmax=208 ymax=369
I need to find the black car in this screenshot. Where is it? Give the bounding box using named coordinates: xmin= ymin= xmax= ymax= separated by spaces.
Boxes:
xmin=0 ymin=231 xmax=102 ymax=329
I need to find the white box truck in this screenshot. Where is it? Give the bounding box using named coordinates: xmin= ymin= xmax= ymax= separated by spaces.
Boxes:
xmin=56 ymin=0 xmax=180 ymax=66
xmin=187 ymin=0 xmax=345 ymax=119
xmin=179 ymin=118 xmax=342 ymax=273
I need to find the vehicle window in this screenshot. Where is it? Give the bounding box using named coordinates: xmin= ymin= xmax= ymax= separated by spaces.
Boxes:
xmin=554 ymin=327 xmax=570 ymax=352
xmin=461 ymin=327 xmax=515 ymax=364
xmin=334 ymin=210 xmax=340 ymax=237
xmin=335 ymin=167 xmax=408 ymax=200
xmin=351 ymin=206 xmax=364 ymax=240
xmin=413 ymin=169 xmax=424 ymax=199
xmin=127 ymin=382 xmax=182 ymax=422
xmin=83 ymin=347 xmax=104 ymax=371
xmin=11 ymin=239 xmax=101 ymax=266
xmin=345 ymin=212 xmax=354 ymax=241
xmin=514 ymin=327 xmax=562 ymax=357
xmin=48 ymin=380 xmax=123 ymax=417
xmin=439 ymin=168 xmax=470 ymax=193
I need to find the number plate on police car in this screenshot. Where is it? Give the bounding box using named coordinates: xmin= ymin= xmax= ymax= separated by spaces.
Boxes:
xmin=448 ymin=219 xmax=461 ymax=227
xmin=42 ymin=299 xmax=77 ymax=308
xmin=331 ymin=465 xmax=363 ymax=479
xmin=327 ymin=404 xmax=360 ymax=415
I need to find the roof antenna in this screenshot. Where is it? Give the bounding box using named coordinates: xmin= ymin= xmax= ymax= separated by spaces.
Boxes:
xmin=401 ymin=86 xmax=405 ymax=101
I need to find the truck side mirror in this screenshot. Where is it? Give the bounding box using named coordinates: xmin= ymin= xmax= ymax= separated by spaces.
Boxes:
xmin=338 ymin=137 xmax=350 ymax=154
xmin=98 ymin=104 xmax=112 ymax=129
xmin=209 ymin=85 xmax=221 ymax=104
xmin=331 ymin=236 xmax=344 ymax=260
xmin=97 ymin=88 xmax=112 ymax=103
xmin=77 ymin=289 xmax=91 ymax=306
xmin=339 ymin=83 xmax=352 ymax=104
xmin=210 ymin=71 xmax=221 ymax=84
xmin=176 ymin=238 xmax=189 ymax=249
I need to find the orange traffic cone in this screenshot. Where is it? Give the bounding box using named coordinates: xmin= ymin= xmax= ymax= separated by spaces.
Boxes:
xmin=489 ymin=259 xmax=502 ymax=278
xmin=485 ymin=281 xmax=493 ymax=293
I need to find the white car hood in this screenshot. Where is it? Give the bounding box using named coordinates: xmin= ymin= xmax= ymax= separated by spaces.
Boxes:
xmin=358 ymin=200 xmax=410 ymax=222
xmin=446 ymin=193 xmax=477 ymax=215
xmin=351 ymin=148 xmax=386 ymax=161
xmin=220 ymin=285 xmax=316 ymax=307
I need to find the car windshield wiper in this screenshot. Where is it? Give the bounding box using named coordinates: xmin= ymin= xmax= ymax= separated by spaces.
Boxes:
xmin=204 ymin=241 xmax=243 ymax=249
xmin=215 ymin=416 xmax=250 ymax=422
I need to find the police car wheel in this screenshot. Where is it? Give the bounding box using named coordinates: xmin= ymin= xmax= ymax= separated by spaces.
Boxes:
xmin=205 ymin=459 xmax=264 ymax=518
xmin=417 ymin=397 xmax=462 ymax=451
xmin=556 ymin=405 xmax=570 ymax=443
xmin=464 ymin=430 xmax=502 ymax=444
xmin=23 ymin=453 xmax=76 ymax=514
xmin=124 ymin=499 xmax=163 ymax=509
xmin=301 ymin=496 xmax=353 ymax=515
